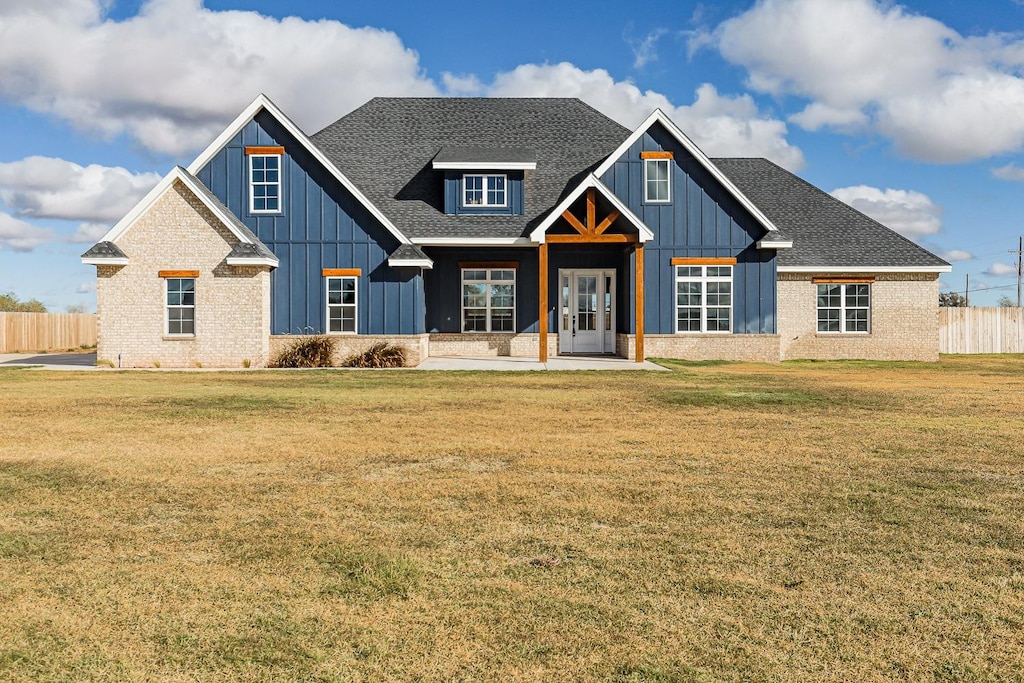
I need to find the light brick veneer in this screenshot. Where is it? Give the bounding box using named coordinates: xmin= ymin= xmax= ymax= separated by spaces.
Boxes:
xmin=777 ymin=273 xmax=940 ymax=361
xmin=269 ymin=334 xmax=430 ymax=367
xmin=96 ymin=180 xmax=271 ymax=368
xmin=427 ymin=333 xmax=556 ymax=358
xmin=617 ymin=333 xmax=780 ymax=362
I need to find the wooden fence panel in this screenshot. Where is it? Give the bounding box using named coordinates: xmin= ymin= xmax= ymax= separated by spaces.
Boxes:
xmin=0 ymin=313 xmax=97 ymax=353
xmin=940 ymin=307 xmax=1024 ymax=354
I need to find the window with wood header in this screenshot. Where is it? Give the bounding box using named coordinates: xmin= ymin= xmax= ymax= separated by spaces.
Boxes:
xmin=462 ymin=268 xmax=515 ymax=332
xmin=644 ymin=159 xmax=671 ymax=203
xmin=166 ymin=278 xmax=195 ymax=336
xmin=326 ymin=276 xmax=357 ymax=333
xmin=249 ymin=154 xmax=281 ymax=213
xmin=675 ymin=265 xmax=732 ymax=333
xmin=817 ymin=283 xmax=870 ymax=333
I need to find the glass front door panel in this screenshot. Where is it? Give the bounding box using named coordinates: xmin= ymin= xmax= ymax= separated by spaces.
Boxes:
xmin=577 ymin=276 xmax=597 ymax=331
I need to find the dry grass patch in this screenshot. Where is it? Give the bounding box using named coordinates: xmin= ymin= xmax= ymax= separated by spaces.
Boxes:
xmin=0 ymin=356 xmax=1022 ymax=680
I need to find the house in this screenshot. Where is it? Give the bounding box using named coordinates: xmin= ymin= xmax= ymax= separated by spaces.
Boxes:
xmin=82 ymin=95 xmax=950 ymax=367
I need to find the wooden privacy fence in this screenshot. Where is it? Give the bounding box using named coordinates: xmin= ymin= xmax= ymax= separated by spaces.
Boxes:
xmin=0 ymin=312 xmax=97 ymax=353
xmin=940 ymin=307 xmax=1024 ymax=354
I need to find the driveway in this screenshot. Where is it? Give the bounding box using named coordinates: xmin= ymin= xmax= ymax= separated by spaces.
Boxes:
xmin=0 ymin=353 xmax=98 ymax=370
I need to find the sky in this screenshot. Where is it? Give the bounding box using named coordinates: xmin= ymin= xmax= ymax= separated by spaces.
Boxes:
xmin=1 ymin=0 xmax=1023 ymax=311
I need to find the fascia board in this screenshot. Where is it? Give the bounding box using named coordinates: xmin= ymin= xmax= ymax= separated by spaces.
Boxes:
xmin=593 ymin=109 xmax=782 ymax=236
xmin=81 ymin=257 xmax=129 ymax=266
xmin=756 ymin=239 xmax=793 ymax=249
xmin=432 ymin=161 xmax=537 ymax=171
xmin=387 ymin=258 xmax=434 ymax=269
xmin=226 ymin=257 xmax=279 ymax=267
xmin=778 ymin=265 xmax=953 ymax=273
xmin=185 ymin=94 xmax=412 ymax=246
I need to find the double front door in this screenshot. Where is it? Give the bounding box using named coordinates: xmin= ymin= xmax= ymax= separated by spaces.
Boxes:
xmin=558 ymin=269 xmax=616 ymax=354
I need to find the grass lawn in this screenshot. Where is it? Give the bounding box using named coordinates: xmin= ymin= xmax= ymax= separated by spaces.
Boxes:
xmin=0 ymin=356 xmax=1022 ymax=681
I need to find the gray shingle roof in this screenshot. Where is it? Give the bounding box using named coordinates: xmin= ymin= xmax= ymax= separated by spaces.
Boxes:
xmin=81 ymin=241 xmax=126 ymax=260
xmin=433 ymin=146 xmax=537 ymax=167
xmin=712 ymin=158 xmax=949 ymax=269
xmin=389 ymin=243 xmax=430 ymax=261
xmin=311 ymin=98 xmax=629 ymax=239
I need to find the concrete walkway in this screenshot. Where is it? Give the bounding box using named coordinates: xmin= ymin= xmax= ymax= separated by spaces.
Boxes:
xmin=0 ymin=352 xmax=99 ymax=370
xmin=415 ymin=355 xmax=668 ymax=371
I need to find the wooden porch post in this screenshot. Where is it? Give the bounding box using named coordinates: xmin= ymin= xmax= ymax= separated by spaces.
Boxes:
xmin=539 ymin=242 xmax=548 ymax=363
xmin=635 ymin=244 xmax=644 ymax=363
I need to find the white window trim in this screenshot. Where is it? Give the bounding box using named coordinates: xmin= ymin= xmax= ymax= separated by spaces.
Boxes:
xmin=325 ymin=276 xmax=358 ymax=335
xmin=249 ymin=153 xmax=282 ymax=214
xmin=644 ymin=158 xmax=671 ymax=204
xmin=462 ymin=174 xmax=508 ymax=208
xmin=675 ymin=265 xmax=732 ymax=334
xmin=165 ymin=277 xmax=196 ymax=337
xmin=461 ymin=268 xmax=516 ymax=333
xmin=816 ymin=283 xmax=871 ymax=334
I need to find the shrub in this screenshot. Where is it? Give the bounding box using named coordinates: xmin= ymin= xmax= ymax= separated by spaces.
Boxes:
xmin=343 ymin=342 xmax=407 ymax=368
xmin=271 ymin=335 xmax=336 ymax=368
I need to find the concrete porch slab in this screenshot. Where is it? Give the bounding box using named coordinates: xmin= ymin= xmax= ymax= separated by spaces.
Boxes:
xmin=415 ymin=355 xmax=669 ymax=371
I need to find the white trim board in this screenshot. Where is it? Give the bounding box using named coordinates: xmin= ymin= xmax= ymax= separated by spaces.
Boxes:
xmin=185 ymin=93 xmax=412 ymax=246
xmin=432 ymin=161 xmax=536 ymax=171
xmin=529 ymin=174 xmax=654 ymax=244
xmin=592 ymin=109 xmax=782 ymax=236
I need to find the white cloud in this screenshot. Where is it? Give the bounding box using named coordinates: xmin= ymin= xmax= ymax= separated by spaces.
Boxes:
xmin=76 ymin=280 xmax=97 ymax=294
xmin=939 ymin=249 xmax=974 ymax=262
xmin=0 ymin=213 xmax=54 ymax=251
xmin=0 ymin=157 xmax=160 ymax=222
xmin=702 ymin=0 xmax=1024 ymax=163
xmin=831 ymin=185 xmax=942 ymax=238
xmin=0 ymin=0 xmax=439 ymax=155
xmin=483 ymin=63 xmax=804 ymax=170
xmin=986 ymin=262 xmax=1017 ymax=276
xmin=627 ymin=28 xmax=669 ymax=69
xmin=992 ymin=163 xmax=1024 ymax=181
xmin=69 ymin=222 xmax=110 ymax=244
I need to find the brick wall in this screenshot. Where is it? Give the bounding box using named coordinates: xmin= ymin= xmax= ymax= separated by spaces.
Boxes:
xmin=96 ymin=181 xmax=271 ymax=368
xmin=427 ymin=333 xmax=556 ymax=358
xmin=616 ymin=333 xmax=781 ymax=362
xmin=269 ymin=334 xmax=430 ymax=367
xmin=777 ymin=273 xmax=940 ymax=361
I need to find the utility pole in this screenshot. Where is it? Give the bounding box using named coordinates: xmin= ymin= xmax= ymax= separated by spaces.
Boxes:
xmin=965 ymin=273 xmax=969 ymax=307
xmin=1012 ymin=236 xmax=1023 ymax=307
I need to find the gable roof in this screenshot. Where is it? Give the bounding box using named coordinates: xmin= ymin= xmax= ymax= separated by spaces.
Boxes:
xmin=84 ymin=166 xmax=278 ymax=267
xmin=713 ymin=158 xmax=951 ymax=271
xmin=529 ymin=174 xmax=654 ymax=243
xmin=592 ymin=109 xmax=783 ymax=239
xmin=185 ymin=94 xmax=415 ymax=248
xmin=312 ymin=98 xmax=630 ymax=241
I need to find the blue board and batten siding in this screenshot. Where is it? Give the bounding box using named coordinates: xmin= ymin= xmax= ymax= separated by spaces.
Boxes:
xmin=600 ymin=122 xmax=777 ymax=335
xmin=196 ymin=111 xmax=424 ymax=335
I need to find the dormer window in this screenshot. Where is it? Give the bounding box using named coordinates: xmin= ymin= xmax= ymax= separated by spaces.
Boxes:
xmin=464 ymin=174 xmax=506 ymax=208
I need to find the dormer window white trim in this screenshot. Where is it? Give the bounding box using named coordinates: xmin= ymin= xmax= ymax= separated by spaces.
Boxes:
xmin=463 ymin=174 xmax=507 ymax=208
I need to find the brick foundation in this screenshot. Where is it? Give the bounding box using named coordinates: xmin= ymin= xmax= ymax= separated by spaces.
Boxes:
xmin=617 ymin=333 xmax=780 ymax=362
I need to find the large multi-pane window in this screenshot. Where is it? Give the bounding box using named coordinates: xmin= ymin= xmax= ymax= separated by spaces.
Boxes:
xmin=462 ymin=268 xmax=515 ymax=332
xmin=166 ymin=278 xmax=195 ymax=336
xmin=645 ymin=158 xmax=671 ymax=203
xmin=675 ymin=265 xmax=732 ymax=333
xmin=463 ymin=174 xmax=506 ymax=207
xmin=249 ymin=154 xmax=281 ymax=213
xmin=326 ymin=276 xmax=357 ymax=333
xmin=817 ymin=283 xmax=870 ymax=333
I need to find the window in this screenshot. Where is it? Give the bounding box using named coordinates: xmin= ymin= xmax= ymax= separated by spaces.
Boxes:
xmin=676 ymin=265 xmax=732 ymax=333
xmin=462 ymin=268 xmax=515 ymax=332
xmin=817 ymin=283 xmax=870 ymax=333
xmin=249 ymin=154 xmax=281 ymax=213
xmin=645 ymin=158 xmax=671 ymax=203
xmin=463 ymin=174 xmax=506 ymax=207
xmin=166 ymin=278 xmax=195 ymax=336
xmin=326 ymin=276 xmax=357 ymax=333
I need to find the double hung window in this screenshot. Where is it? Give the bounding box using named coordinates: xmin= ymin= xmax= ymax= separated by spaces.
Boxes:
xmin=326 ymin=276 xmax=357 ymax=333
xmin=817 ymin=283 xmax=870 ymax=333
xmin=249 ymin=154 xmax=281 ymax=213
xmin=675 ymin=265 xmax=732 ymax=333
xmin=462 ymin=268 xmax=515 ymax=332
xmin=463 ymin=174 xmax=507 ymax=207
xmin=166 ymin=277 xmax=195 ymax=336
xmin=645 ymin=159 xmax=671 ymax=203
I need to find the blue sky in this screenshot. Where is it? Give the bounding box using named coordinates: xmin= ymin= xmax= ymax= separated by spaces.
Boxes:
xmin=1 ymin=0 xmax=1023 ymax=310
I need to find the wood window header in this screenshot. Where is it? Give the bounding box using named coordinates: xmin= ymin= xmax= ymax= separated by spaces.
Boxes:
xmin=812 ymin=277 xmax=876 ymax=284
xmin=158 ymin=270 xmax=199 ymax=278
xmin=671 ymin=257 xmax=737 ymax=266
xmin=322 ymin=268 xmax=362 ymax=277
xmin=245 ymin=146 xmax=285 ymax=156
xmin=458 ymin=261 xmax=519 ymax=270
xmin=640 ymin=151 xmax=674 ymax=160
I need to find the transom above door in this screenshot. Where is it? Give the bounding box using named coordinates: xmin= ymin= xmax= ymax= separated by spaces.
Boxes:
xmin=558 ymin=269 xmax=616 ymax=354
